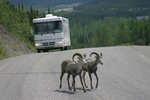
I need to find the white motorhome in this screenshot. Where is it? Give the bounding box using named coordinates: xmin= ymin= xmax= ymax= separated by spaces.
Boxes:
xmin=32 ymin=14 xmax=71 ymax=52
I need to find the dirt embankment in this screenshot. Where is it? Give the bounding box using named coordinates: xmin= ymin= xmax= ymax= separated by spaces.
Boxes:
xmin=0 ymin=25 xmax=34 ymax=58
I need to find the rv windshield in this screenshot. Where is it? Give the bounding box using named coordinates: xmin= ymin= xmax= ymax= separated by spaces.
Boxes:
xmin=33 ymin=21 xmax=62 ymax=35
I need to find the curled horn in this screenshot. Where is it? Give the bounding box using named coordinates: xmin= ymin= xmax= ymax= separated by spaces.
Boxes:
xmin=90 ymin=52 xmax=99 ymax=57
xmin=72 ymin=53 xmax=82 ymax=61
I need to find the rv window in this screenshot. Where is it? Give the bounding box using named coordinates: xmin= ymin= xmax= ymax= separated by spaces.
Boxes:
xmin=33 ymin=21 xmax=62 ymax=35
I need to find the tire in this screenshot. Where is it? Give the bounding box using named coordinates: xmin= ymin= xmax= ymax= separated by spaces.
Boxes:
xmin=43 ymin=49 xmax=49 ymax=52
xmin=65 ymin=46 xmax=69 ymax=50
xmin=61 ymin=47 xmax=64 ymax=51
xmin=37 ymin=49 xmax=41 ymax=53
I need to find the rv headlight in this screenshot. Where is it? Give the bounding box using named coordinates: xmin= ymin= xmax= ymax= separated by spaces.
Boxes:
xmin=57 ymin=41 xmax=63 ymax=44
xmin=35 ymin=43 xmax=42 ymax=46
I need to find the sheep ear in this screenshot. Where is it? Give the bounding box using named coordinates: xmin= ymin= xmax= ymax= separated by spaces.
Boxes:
xmin=100 ymin=52 xmax=102 ymax=57
xmin=83 ymin=53 xmax=86 ymax=58
xmin=77 ymin=57 xmax=80 ymax=59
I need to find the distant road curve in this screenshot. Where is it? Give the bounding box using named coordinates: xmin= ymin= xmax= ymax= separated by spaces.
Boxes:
xmin=0 ymin=46 xmax=150 ymax=100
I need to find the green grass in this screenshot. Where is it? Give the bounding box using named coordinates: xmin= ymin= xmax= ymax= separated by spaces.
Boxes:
xmin=0 ymin=48 xmax=9 ymax=60
xmin=13 ymin=44 xmax=18 ymax=51
xmin=116 ymin=43 xmax=135 ymax=46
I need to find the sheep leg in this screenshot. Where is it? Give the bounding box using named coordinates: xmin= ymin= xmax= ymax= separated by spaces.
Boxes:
xmin=67 ymin=74 xmax=72 ymax=90
xmin=72 ymin=76 xmax=76 ymax=91
xmin=83 ymin=71 xmax=88 ymax=88
xmin=94 ymin=72 xmax=99 ymax=88
xmin=71 ymin=78 xmax=74 ymax=89
xmin=59 ymin=72 xmax=64 ymax=89
xmin=79 ymin=74 xmax=86 ymax=92
xmin=88 ymin=73 xmax=93 ymax=89
xmin=71 ymin=80 xmax=73 ymax=89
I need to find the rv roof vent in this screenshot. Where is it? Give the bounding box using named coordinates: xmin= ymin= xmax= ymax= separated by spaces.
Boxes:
xmin=46 ymin=14 xmax=53 ymax=17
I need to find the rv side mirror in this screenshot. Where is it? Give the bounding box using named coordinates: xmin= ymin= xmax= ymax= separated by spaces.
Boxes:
xmin=31 ymin=29 xmax=34 ymax=35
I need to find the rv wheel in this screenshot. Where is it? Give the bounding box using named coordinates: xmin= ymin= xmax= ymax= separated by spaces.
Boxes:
xmin=61 ymin=47 xmax=64 ymax=51
xmin=37 ymin=49 xmax=41 ymax=53
xmin=43 ymin=49 xmax=49 ymax=52
xmin=65 ymin=46 xmax=69 ymax=50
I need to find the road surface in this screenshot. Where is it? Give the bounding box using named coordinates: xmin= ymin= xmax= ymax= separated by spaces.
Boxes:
xmin=0 ymin=46 xmax=150 ymax=100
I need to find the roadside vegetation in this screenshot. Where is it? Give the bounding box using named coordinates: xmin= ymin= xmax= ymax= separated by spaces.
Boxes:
xmin=0 ymin=0 xmax=39 ymax=60
xmin=0 ymin=48 xmax=9 ymax=60
xmin=0 ymin=0 xmax=36 ymax=51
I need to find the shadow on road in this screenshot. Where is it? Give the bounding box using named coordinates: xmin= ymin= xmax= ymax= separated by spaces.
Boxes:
xmin=54 ymin=88 xmax=91 ymax=94
xmin=54 ymin=89 xmax=75 ymax=94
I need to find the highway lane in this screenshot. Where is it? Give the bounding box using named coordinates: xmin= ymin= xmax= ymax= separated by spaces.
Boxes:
xmin=0 ymin=46 xmax=150 ymax=100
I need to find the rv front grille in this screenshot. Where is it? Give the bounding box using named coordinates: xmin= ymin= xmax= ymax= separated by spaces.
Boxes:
xmin=42 ymin=42 xmax=48 ymax=46
xmin=49 ymin=42 xmax=55 ymax=45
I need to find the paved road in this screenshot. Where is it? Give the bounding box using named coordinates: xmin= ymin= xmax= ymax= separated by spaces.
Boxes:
xmin=0 ymin=46 xmax=150 ymax=100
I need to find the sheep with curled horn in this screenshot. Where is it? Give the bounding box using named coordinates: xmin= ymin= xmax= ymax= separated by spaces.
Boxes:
xmin=82 ymin=52 xmax=103 ymax=89
xmin=59 ymin=53 xmax=87 ymax=92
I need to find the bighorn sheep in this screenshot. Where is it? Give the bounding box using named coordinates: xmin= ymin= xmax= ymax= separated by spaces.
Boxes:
xmin=82 ymin=52 xmax=103 ymax=89
xmin=59 ymin=53 xmax=87 ymax=92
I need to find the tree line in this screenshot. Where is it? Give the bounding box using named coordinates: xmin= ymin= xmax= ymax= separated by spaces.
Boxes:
xmin=68 ymin=17 xmax=150 ymax=49
xmin=56 ymin=0 xmax=150 ymax=49
xmin=73 ymin=0 xmax=150 ymax=19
